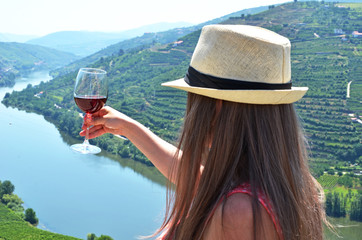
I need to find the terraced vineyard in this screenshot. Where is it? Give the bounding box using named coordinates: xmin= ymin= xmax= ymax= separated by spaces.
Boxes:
xmin=293 ymin=37 xmax=361 ymax=173
xmin=224 ymin=1 xmax=362 ymax=174
xmin=3 ymin=1 xmax=361 ymax=169
xmin=318 ymin=174 xmax=339 ymax=189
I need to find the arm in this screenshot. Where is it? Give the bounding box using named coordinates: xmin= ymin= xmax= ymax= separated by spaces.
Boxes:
xmin=81 ymin=106 xmax=180 ymax=181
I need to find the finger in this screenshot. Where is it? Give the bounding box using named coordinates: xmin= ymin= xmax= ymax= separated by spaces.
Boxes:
xmin=91 ymin=107 xmax=110 ymax=118
xmin=80 ymin=124 xmax=103 ymax=135
xmin=81 ymin=121 xmax=96 ymax=130
xmin=81 ymin=122 xmax=91 ymax=130
xmin=87 ymin=128 xmax=107 ymax=139
xmin=89 ymin=116 xmax=108 ymax=126
xmin=79 ymin=125 xmax=107 ymax=139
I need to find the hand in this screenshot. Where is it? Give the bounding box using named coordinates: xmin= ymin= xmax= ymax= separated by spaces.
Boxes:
xmin=81 ymin=106 xmax=180 ymax=181
xmin=80 ymin=106 xmax=132 ymax=139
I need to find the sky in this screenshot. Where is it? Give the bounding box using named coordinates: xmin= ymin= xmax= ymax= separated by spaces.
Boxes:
xmin=0 ymin=0 xmax=291 ymax=36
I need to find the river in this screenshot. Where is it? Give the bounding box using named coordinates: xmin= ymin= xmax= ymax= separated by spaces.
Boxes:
xmin=1 ymin=72 xmax=361 ymax=240
xmin=0 ymin=71 xmax=166 ymax=239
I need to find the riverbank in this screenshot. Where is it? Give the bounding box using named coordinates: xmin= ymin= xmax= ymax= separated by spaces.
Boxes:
xmin=0 ymin=72 xmax=166 ymax=239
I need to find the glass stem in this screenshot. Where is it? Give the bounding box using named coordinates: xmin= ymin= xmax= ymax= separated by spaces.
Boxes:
xmin=84 ymin=113 xmax=91 ymax=147
xmin=84 ymin=130 xmax=90 ymax=146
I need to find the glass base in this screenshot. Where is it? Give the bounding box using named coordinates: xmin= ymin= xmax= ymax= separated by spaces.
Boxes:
xmin=70 ymin=142 xmax=101 ymax=154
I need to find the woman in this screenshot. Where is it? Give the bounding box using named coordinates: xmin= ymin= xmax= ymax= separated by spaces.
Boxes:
xmin=81 ymin=25 xmax=327 ymax=239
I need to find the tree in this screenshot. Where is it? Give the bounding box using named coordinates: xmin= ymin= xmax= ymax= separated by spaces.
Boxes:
xmin=119 ymin=147 xmax=130 ymax=158
xmin=325 ymin=192 xmax=346 ymax=218
xmin=0 ymin=180 xmax=15 ymax=198
xmin=337 ymin=175 xmax=353 ymax=188
xmin=1 ymin=194 xmax=24 ymax=211
xmin=87 ymin=233 xmax=97 ymax=240
xmin=333 ymin=192 xmax=341 ymax=217
xmin=327 ymin=169 xmax=335 ymax=175
xmin=86 ymin=233 xmax=113 ymax=240
xmin=98 ymin=235 xmax=113 ymax=240
xmin=24 ymin=208 xmax=39 ymax=225
xmin=325 ymin=192 xmax=333 ymax=216
xmin=350 ymin=194 xmax=362 ymax=221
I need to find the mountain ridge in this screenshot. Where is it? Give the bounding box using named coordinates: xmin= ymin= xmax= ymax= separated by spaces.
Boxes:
xmin=0 ymin=42 xmax=78 ymax=87
xmin=3 ymin=1 xmax=362 ymax=174
xmin=49 ymin=5 xmax=268 ymax=77
xmin=26 ymin=22 xmax=194 ymax=57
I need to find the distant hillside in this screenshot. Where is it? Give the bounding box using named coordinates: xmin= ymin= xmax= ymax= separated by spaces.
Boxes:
xmin=223 ymin=1 xmax=362 ymax=174
xmin=27 ymin=31 xmax=130 ymax=57
xmin=26 ymin=22 xmax=194 ymax=57
xmin=50 ymin=6 xmax=268 ymax=77
xmin=0 ymin=42 xmax=78 ymax=87
xmin=3 ymin=2 xmax=361 ymax=173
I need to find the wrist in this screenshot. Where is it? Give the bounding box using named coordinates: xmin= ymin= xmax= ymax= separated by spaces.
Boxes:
xmin=119 ymin=115 xmax=138 ymax=138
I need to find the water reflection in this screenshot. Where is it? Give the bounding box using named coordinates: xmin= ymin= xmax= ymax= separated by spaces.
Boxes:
xmin=60 ymin=130 xmax=167 ymax=187
xmin=324 ymin=217 xmax=361 ymax=240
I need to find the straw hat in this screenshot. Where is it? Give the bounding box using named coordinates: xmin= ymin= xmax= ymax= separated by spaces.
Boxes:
xmin=162 ymin=25 xmax=308 ymax=104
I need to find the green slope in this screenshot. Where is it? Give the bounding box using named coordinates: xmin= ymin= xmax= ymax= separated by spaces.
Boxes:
xmin=3 ymin=1 xmax=362 ymax=171
xmin=1 ymin=2 xmax=361 ymax=238
xmin=0 ymin=42 xmax=78 ymax=87
xmin=0 ymin=203 xmax=80 ymax=240
xmin=216 ymin=1 xmax=362 ymax=172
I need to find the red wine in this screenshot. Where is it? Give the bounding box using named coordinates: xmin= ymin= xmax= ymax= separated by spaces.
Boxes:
xmin=74 ymin=96 xmax=107 ymax=113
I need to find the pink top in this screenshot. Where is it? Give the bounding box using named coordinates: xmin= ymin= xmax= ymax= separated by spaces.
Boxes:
xmin=160 ymin=183 xmax=283 ymax=240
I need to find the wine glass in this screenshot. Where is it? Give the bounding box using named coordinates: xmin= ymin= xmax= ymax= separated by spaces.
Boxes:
xmin=70 ymin=68 xmax=108 ymax=154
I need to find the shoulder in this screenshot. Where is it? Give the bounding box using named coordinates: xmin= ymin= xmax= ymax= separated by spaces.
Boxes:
xmin=203 ymin=193 xmax=254 ymax=240
xmin=202 ymin=193 xmax=279 ymax=240
xmin=222 ymin=193 xmax=254 ymax=229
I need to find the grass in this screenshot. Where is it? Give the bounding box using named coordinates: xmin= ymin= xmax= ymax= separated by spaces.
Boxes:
xmin=331 ymin=185 xmax=358 ymax=195
xmin=336 ymin=3 xmax=362 ymax=11
xmin=0 ymin=203 xmax=80 ymax=240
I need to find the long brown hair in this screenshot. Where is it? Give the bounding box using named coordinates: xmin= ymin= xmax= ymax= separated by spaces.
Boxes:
xmin=158 ymin=93 xmax=326 ymax=240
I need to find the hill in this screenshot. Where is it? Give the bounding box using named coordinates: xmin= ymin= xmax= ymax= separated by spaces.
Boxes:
xmin=0 ymin=42 xmax=78 ymax=87
xmin=0 ymin=203 xmax=79 ymax=240
xmin=49 ymin=6 xmax=268 ymax=78
xmin=26 ymin=22 xmax=194 ymax=57
xmin=2 ymin=2 xmax=362 ymax=175
xmin=222 ymin=1 xmax=362 ymax=175
xmin=27 ymin=31 xmax=129 ymax=56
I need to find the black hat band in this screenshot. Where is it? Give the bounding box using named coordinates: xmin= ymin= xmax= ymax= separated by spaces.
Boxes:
xmin=185 ymin=66 xmax=292 ymax=90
